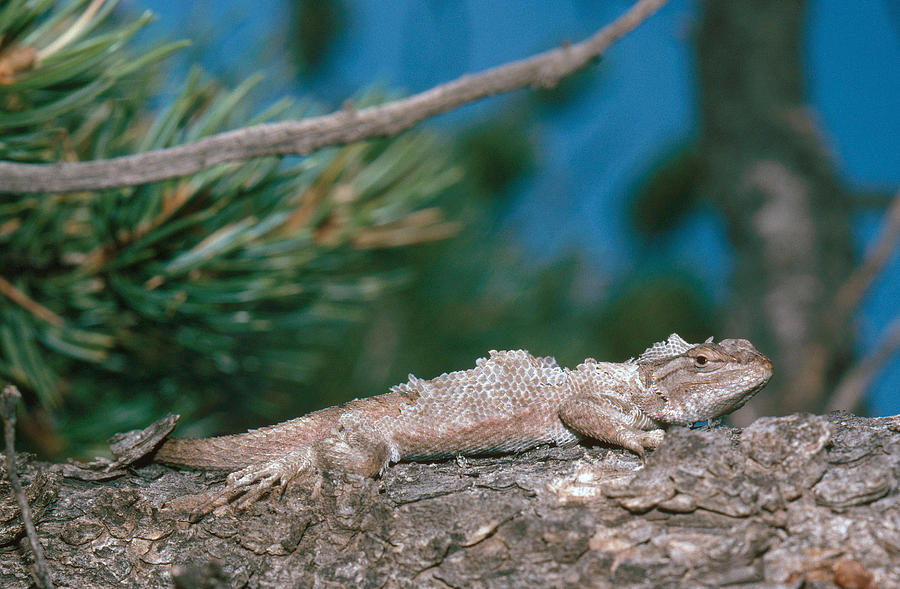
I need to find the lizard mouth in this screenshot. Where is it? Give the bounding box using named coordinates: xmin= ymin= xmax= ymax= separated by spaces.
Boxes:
xmin=730 ymin=360 xmax=773 ymax=410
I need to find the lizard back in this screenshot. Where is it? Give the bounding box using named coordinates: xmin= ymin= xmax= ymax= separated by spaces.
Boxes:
xmin=380 ymin=350 xmax=581 ymax=459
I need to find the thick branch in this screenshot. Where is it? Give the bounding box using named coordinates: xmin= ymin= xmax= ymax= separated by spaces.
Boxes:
xmin=0 ymin=0 xmax=668 ymax=194
xmin=0 ymin=413 xmax=896 ymax=587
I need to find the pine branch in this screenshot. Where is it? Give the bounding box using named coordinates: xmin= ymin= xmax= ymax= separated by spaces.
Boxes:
xmin=0 ymin=0 xmax=669 ymax=193
xmin=0 ymin=1 xmax=466 ymax=448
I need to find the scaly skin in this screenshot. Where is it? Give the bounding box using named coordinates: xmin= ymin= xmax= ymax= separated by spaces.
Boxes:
xmin=154 ymin=334 xmax=772 ymax=513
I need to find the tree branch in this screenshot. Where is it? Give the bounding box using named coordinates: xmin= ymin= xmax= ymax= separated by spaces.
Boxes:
xmin=1 ymin=386 xmax=54 ymax=589
xmin=1 ymin=414 xmax=896 ymax=586
xmin=0 ymin=0 xmax=669 ymax=194
xmin=827 ymin=314 xmax=900 ymax=412
xmin=821 ymin=189 xmax=900 ymax=412
xmin=833 ymin=189 xmax=900 ymax=322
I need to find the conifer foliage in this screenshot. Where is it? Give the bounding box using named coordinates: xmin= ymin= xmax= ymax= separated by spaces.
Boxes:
xmin=0 ymin=0 xmax=460 ymax=453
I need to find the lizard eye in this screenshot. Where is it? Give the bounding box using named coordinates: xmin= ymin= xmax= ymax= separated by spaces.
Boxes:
xmin=694 ymin=355 xmax=708 ymax=367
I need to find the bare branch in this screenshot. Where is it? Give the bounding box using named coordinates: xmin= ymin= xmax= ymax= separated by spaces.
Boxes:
xmin=0 ymin=0 xmax=669 ymax=194
xmin=827 ymin=315 xmax=900 ymax=412
xmin=1 ymin=385 xmax=55 ymax=589
xmin=833 ymin=189 xmax=900 ymax=322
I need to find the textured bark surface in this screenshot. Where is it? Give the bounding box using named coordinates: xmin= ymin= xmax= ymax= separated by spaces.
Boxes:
xmin=0 ymin=413 xmax=896 ymax=588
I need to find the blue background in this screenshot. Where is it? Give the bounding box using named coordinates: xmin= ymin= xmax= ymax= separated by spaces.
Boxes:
xmin=125 ymin=0 xmax=900 ymax=414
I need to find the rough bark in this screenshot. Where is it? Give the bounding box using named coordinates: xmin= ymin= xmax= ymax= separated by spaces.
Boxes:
xmin=0 ymin=413 xmax=896 ymax=588
xmin=697 ymin=0 xmax=856 ymax=419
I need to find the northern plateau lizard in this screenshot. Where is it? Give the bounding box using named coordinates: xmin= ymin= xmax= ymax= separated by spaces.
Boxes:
xmin=153 ymin=334 xmax=772 ymax=511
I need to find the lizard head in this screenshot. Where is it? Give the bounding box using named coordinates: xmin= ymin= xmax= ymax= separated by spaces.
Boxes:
xmin=633 ymin=334 xmax=773 ymax=425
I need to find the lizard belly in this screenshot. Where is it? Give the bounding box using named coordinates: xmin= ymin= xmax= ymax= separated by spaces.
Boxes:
xmin=388 ymin=403 xmax=579 ymax=460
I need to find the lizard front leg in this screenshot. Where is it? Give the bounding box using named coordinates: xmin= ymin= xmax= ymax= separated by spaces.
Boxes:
xmin=558 ymin=393 xmax=664 ymax=459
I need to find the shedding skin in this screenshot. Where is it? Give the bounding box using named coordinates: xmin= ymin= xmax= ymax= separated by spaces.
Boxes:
xmin=154 ymin=334 xmax=773 ymax=516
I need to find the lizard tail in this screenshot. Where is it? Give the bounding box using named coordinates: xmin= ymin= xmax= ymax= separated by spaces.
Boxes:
xmin=153 ymin=400 xmax=384 ymax=470
xmin=154 ymin=435 xmax=280 ymax=470
xmin=153 ymin=414 xmax=325 ymax=470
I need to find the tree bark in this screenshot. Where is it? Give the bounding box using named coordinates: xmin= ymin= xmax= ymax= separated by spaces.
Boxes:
xmin=697 ymin=0 xmax=856 ymax=419
xmin=0 ymin=413 xmax=896 ymax=587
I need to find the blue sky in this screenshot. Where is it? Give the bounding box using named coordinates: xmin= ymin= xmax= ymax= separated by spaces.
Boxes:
xmin=127 ymin=0 xmax=900 ymax=414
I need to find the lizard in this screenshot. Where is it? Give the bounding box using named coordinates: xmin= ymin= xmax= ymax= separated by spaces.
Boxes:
xmin=152 ymin=333 xmax=772 ymax=512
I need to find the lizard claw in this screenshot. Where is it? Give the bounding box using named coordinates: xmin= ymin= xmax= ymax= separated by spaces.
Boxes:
xmin=184 ymin=447 xmax=317 ymax=520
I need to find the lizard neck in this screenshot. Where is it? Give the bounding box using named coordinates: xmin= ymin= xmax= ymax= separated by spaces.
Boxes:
xmin=564 ymin=359 xmax=641 ymax=397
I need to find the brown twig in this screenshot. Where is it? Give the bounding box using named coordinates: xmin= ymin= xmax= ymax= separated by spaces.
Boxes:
xmin=0 ymin=0 xmax=669 ymax=194
xmin=821 ymin=189 xmax=900 ymax=411
xmin=0 ymin=276 xmax=64 ymax=326
xmin=833 ymin=189 xmax=900 ymax=324
xmin=827 ymin=316 xmax=900 ymax=412
xmin=1 ymin=385 xmax=55 ymax=589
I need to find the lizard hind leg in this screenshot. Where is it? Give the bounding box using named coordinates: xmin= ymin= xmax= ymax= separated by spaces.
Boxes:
xmin=188 ymin=446 xmax=319 ymax=519
xmin=316 ymin=428 xmax=395 ymax=478
xmin=183 ymin=428 xmax=394 ymax=519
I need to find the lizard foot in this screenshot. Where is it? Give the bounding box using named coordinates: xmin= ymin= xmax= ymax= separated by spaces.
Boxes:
xmin=187 ymin=447 xmax=317 ymax=520
xmin=636 ymin=429 xmax=665 ymax=466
